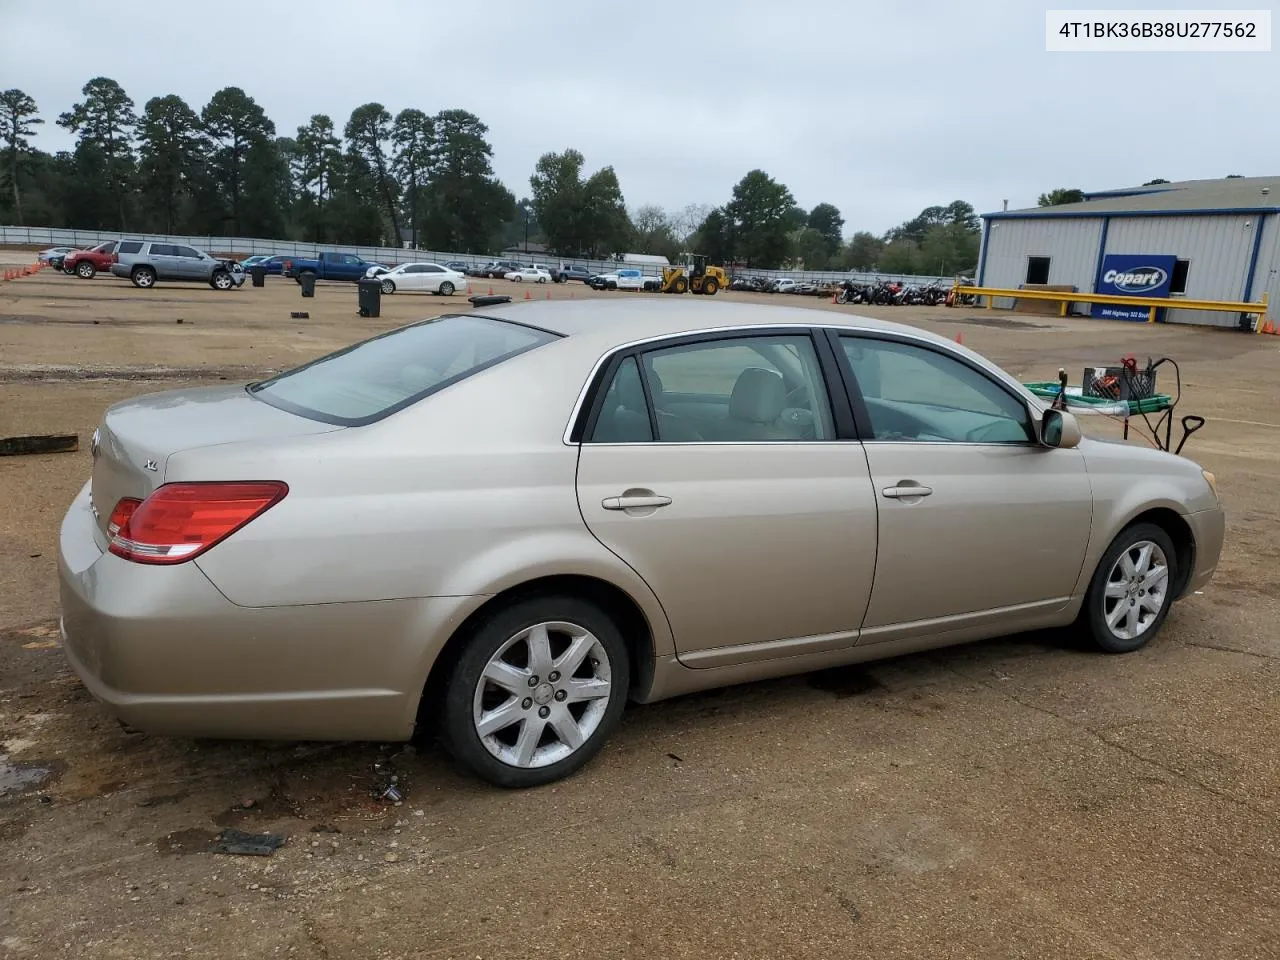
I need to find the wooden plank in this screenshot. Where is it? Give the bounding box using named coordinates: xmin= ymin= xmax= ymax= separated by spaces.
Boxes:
xmin=0 ymin=434 xmax=80 ymax=456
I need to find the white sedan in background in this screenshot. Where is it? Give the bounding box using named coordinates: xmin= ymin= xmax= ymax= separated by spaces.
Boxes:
xmin=376 ymin=262 xmax=465 ymax=295
xmin=505 ymin=266 xmax=551 ymax=284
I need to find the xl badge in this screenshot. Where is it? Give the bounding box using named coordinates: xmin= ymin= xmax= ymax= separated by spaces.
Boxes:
xmin=143 ymin=459 xmax=159 ymax=472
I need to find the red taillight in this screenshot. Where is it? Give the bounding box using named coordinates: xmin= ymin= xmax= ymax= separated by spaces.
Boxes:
xmin=107 ymin=481 xmax=288 ymax=565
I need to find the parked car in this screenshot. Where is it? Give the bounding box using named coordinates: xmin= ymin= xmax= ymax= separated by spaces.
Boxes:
xmin=480 ymin=259 xmax=524 ymax=279
xmin=375 ymin=262 xmax=466 ymax=296
xmin=239 ymin=255 xmax=271 ymax=271
xmin=260 ymin=255 xmax=293 ymax=276
xmin=39 ymin=246 xmax=80 ymax=270
xmin=553 ymin=263 xmax=593 ymax=283
xmin=590 ymin=268 xmax=659 ymax=291
xmin=286 ymin=251 xmax=387 ymax=283
xmin=443 ymin=260 xmax=471 ymax=275
xmin=62 ymin=241 xmax=121 ymax=279
xmin=58 ymin=300 xmax=1224 ymax=788
xmin=772 ymin=278 xmax=798 ymax=294
xmin=504 ymin=266 xmax=551 ymax=283
xmin=109 ymin=241 xmax=245 ymax=290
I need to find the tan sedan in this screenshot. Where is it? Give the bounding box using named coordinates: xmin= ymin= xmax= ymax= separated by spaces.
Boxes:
xmin=59 ymin=300 xmax=1224 ymax=787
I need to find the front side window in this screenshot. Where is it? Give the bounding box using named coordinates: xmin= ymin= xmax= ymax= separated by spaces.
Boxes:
xmin=250 ymin=316 xmax=558 ymax=426
xmin=840 ymin=336 xmax=1033 ymax=444
xmin=173 ymin=246 xmax=201 ymax=259
xmin=588 ymin=334 xmax=834 ymax=443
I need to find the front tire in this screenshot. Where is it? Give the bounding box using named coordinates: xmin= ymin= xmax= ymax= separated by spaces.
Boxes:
xmin=77 ymin=262 xmax=96 ymax=279
xmin=381 ymin=279 xmax=396 ymax=295
xmin=439 ymin=281 xmax=454 ymax=296
xmin=702 ymin=278 xmax=719 ymax=296
xmin=211 ymin=270 xmax=233 ymax=290
xmin=131 ymin=266 xmax=156 ymax=289
xmin=441 ymin=595 xmax=630 ymax=788
xmin=1082 ymin=523 xmax=1177 ymax=653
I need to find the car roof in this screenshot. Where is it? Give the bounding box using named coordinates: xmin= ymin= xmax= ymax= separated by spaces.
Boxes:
xmin=471 ymin=297 xmax=946 ymax=348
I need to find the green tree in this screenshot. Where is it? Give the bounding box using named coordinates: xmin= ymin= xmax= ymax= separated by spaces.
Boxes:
xmin=807 ymin=202 xmax=844 ymax=257
xmin=725 ymin=169 xmax=795 ymax=267
xmin=293 ymin=114 xmax=342 ymax=242
xmin=783 ymin=204 xmax=808 ymax=232
xmin=344 ymin=103 xmax=400 ymax=244
xmin=529 ymin=148 xmax=629 ymax=257
xmin=202 ymin=86 xmax=276 ymax=234
xmin=0 ymin=89 xmax=42 ymax=224
xmin=1143 ymin=178 xmax=1170 ymax=185
xmin=918 ymin=222 xmax=979 ymax=275
xmin=136 ymin=94 xmax=203 ymax=233
xmin=530 ymin=148 xmax=587 ymax=255
xmin=841 ymin=231 xmax=885 ymax=270
xmin=57 ymin=77 xmax=136 ymax=228
xmin=1225 ymin=173 xmax=1244 ymax=178
xmin=391 ymin=108 xmax=434 ymax=248
xmin=792 ymin=227 xmax=831 ymax=270
xmin=419 ymin=109 xmax=514 ymax=253
xmin=1037 ymin=188 xmax=1084 ymax=206
xmin=692 ymin=207 xmax=734 ymax=265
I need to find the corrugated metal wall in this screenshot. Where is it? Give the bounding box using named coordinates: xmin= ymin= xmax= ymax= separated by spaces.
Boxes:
xmin=980 ymin=218 xmax=1102 ymax=310
xmin=1104 ymin=215 xmax=1258 ymax=326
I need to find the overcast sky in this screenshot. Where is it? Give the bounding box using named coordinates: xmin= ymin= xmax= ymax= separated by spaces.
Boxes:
xmin=2 ymin=0 xmax=1276 ymax=234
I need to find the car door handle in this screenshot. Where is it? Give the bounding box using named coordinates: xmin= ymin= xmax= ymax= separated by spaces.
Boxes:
xmin=882 ymin=483 xmax=933 ymax=499
xmin=602 ymin=494 xmax=672 ymax=511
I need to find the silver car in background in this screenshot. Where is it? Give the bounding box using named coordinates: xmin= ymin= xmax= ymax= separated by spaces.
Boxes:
xmin=110 ymin=239 xmax=245 ymax=290
xmin=58 ymin=300 xmax=1224 ymax=788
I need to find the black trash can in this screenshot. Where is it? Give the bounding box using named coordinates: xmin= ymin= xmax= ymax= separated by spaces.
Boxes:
xmin=357 ymin=277 xmax=381 ymax=318
xmin=250 ymin=265 xmax=266 ymax=287
xmin=299 ymin=272 xmax=316 ymax=298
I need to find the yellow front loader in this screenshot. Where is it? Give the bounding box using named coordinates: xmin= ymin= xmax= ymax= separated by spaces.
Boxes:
xmin=661 ymin=253 xmax=729 ymax=295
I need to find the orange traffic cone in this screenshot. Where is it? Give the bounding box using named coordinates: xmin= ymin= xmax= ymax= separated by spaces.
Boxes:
xmin=955 ymin=330 xmax=964 ymax=345
xmin=466 ymin=282 xmax=472 ymax=294
xmin=545 ymin=288 xmax=551 ymax=300
xmin=488 ymin=285 xmax=494 ymax=296
xmin=831 ymin=291 xmax=838 ymax=303
xmin=524 ymin=289 xmax=532 ymax=300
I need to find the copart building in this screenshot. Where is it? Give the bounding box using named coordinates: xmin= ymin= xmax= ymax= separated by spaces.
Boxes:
xmin=976 ymin=176 xmax=1279 ymax=328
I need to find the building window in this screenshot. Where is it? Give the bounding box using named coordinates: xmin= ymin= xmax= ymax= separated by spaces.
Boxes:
xmin=1170 ymin=259 xmax=1190 ymax=294
xmin=1025 ymin=256 xmax=1051 ymax=285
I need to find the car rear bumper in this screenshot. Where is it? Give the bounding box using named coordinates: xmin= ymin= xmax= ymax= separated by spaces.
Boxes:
xmin=58 ymin=481 xmax=481 ymax=742
xmin=1183 ymin=506 xmax=1225 ymax=596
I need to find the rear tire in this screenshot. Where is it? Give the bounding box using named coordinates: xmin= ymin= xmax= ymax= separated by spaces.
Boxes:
xmin=131 ymin=266 xmax=156 ymax=289
xmin=439 ymin=281 xmax=454 ymax=296
xmin=77 ymin=262 xmax=96 ymax=279
xmin=440 ymin=595 xmax=630 ymax=788
xmin=1081 ymin=523 xmax=1178 ymax=653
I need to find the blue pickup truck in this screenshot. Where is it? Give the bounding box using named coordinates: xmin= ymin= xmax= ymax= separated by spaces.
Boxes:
xmin=286 ymin=251 xmax=387 ymax=283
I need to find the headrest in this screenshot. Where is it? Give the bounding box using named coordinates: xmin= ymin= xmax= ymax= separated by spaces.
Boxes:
xmin=728 ymin=367 xmax=785 ymax=424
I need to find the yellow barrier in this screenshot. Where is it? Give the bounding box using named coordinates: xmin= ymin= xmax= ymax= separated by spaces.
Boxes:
xmin=951 ymin=284 xmax=1270 ymax=331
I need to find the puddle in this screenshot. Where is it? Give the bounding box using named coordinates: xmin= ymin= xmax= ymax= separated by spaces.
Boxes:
xmin=0 ymin=754 xmax=55 ymax=797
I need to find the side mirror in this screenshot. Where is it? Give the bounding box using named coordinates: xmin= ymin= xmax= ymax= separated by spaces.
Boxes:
xmin=1040 ymin=408 xmax=1082 ymax=449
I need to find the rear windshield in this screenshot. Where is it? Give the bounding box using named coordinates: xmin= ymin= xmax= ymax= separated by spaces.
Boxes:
xmin=249 ymin=315 xmax=559 ymax=426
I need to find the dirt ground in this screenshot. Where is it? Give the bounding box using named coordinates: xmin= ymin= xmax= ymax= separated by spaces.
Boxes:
xmin=1 ymin=261 xmax=1278 ymax=959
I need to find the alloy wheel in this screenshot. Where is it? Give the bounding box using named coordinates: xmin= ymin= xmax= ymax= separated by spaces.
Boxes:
xmin=471 ymin=620 xmax=612 ymax=769
xmin=1102 ymin=540 xmax=1169 ymax=641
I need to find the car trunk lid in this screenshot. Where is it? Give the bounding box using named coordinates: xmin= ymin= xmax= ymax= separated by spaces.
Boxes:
xmin=89 ymin=385 xmax=341 ymax=539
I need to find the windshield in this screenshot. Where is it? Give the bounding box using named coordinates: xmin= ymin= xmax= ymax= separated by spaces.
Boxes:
xmin=249 ymin=315 xmax=560 ymax=426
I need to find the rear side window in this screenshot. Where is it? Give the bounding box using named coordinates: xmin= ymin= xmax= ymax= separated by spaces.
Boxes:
xmin=118 ymin=241 xmax=143 ymax=254
xmin=249 ymin=315 xmax=559 ymax=426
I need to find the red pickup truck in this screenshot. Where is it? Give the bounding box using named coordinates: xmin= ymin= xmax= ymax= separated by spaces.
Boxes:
xmin=63 ymin=240 xmax=125 ymax=279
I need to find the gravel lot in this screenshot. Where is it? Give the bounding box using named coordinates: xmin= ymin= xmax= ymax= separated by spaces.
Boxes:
xmin=1 ymin=264 xmax=1278 ymax=959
